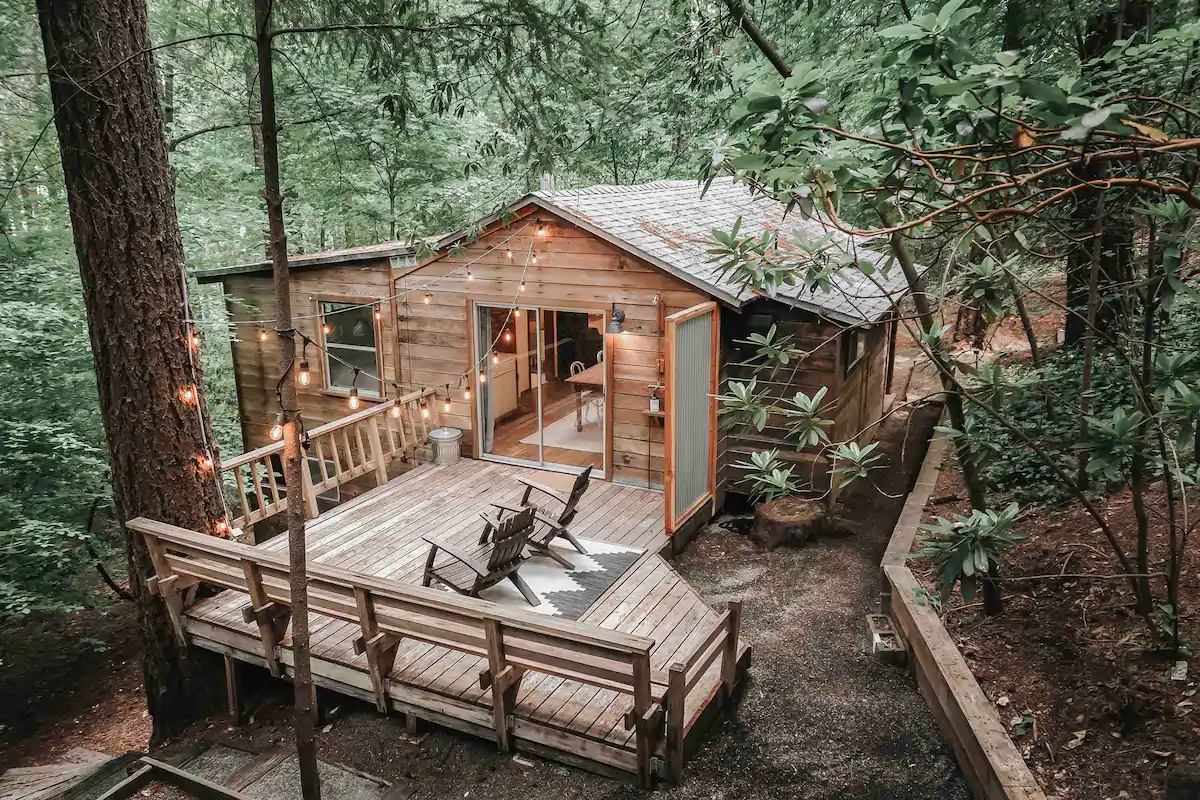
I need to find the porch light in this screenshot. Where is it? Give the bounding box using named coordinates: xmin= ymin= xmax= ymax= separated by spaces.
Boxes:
xmin=607 ymin=306 xmax=626 ymax=335
xmin=269 ymin=412 xmax=285 ymax=441
xmin=298 ymin=358 xmax=311 ymax=386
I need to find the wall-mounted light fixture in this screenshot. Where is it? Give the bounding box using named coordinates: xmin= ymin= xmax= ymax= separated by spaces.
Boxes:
xmin=607 ymin=304 xmax=626 ymax=335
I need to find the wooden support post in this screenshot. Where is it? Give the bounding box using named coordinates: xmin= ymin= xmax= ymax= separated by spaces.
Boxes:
xmin=366 ymin=417 xmax=389 ymax=485
xmin=720 ymin=599 xmax=743 ymax=702
xmin=241 ymin=560 xmax=290 ymax=677
xmin=483 ymin=619 xmax=521 ymax=753
xmin=353 ymin=586 xmax=401 ymax=713
xmin=144 ymin=535 xmax=188 ymax=648
xmin=665 ymin=662 xmax=686 ymax=782
xmin=300 ymin=455 xmax=319 ymax=520
xmin=632 ymin=650 xmax=654 ymax=788
xmin=224 ymin=653 xmax=243 ymax=725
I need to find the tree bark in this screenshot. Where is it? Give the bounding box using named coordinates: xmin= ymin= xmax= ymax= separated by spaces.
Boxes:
xmin=36 ymin=0 xmax=225 ymax=742
xmin=252 ymin=1 xmax=321 ymax=797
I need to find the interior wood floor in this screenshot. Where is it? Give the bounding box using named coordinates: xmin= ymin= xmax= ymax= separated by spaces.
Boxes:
xmin=186 ymin=459 xmax=730 ymax=759
xmin=488 ymin=380 xmax=604 ymax=470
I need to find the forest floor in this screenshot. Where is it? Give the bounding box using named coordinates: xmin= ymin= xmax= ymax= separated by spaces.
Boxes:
xmin=913 ymin=465 xmax=1199 ymax=800
xmin=0 ymin=403 xmax=970 ymax=798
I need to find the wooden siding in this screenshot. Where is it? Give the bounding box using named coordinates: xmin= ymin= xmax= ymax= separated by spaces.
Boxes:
xmin=394 ymin=211 xmax=709 ymax=488
xmin=224 ymin=264 xmax=399 ymax=451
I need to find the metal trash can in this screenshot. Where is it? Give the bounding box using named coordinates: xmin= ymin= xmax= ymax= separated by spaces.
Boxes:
xmin=428 ymin=427 xmax=462 ymax=465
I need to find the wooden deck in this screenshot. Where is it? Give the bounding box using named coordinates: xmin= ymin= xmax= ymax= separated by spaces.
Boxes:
xmin=181 ymin=459 xmax=748 ymax=783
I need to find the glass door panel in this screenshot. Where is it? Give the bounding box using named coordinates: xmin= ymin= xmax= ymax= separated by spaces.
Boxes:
xmin=538 ymin=309 xmax=605 ymax=474
xmin=478 ymin=305 xmax=541 ymax=463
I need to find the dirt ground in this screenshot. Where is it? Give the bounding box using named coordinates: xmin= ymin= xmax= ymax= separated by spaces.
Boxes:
xmin=1 ymin=406 xmax=969 ymax=799
xmin=916 ymin=461 xmax=1199 ymax=800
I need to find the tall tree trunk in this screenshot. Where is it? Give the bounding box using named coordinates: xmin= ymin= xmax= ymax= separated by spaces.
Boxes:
xmin=252 ymin=2 xmax=321 ymax=797
xmin=161 ymin=0 xmax=181 ymax=131
xmin=37 ymin=0 xmax=224 ymax=742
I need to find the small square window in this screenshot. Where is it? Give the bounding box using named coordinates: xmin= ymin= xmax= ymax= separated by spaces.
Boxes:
xmin=320 ymin=301 xmax=381 ymax=394
xmin=842 ymin=329 xmax=867 ymax=375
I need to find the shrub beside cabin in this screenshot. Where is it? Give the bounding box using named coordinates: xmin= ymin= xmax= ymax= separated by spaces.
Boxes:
xmin=198 ymin=179 xmax=908 ymax=540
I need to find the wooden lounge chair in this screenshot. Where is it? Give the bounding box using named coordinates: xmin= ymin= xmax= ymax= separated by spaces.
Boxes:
xmin=492 ymin=466 xmax=592 ymax=569
xmin=422 ymin=505 xmax=540 ymax=606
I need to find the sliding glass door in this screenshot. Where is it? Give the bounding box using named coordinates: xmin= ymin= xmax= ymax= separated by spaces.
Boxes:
xmin=475 ymin=304 xmax=605 ymax=475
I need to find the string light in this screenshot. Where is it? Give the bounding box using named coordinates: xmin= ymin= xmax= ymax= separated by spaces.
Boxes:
xmin=504 ymin=329 xmax=512 ymax=343
xmin=423 ymin=293 xmax=433 ymax=304
xmin=195 ymin=454 xmax=214 ymax=471
xmin=180 ymin=385 xmax=196 ymax=404
xmin=419 ymin=397 xmax=430 ymax=419
xmin=478 ymin=371 xmax=487 ymax=384
xmin=467 ymin=267 xmax=474 ymax=281
xmin=298 ymin=338 xmax=311 ymax=386
xmin=506 ymin=248 xmax=513 ymax=259
xmin=348 ymin=368 xmax=361 ymax=410
xmin=374 ymin=305 xmax=382 ymax=321
xmin=492 ymin=350 xmax=500 ymax=365
xmin=269 ymin=412 xmax=285 ymax=441
xmin=536 ymin=218 xmax=546 ymax=237
xmin=189 ymin=327 xmax=202 ymax=351
xmin=514 ymin=309 xmax=521 ymax=318
xmin=443 ymin=386 xmax=452 ymax=414
xmin=322 ymin=320 xmax=331 ymax=335
xmin=520 ymin=279 xmax=527 ymax=291
xmin=529 ymin=252 xmax=537 ymax=266
xmin=259 ymin=328 xmax=269 ymax=342
xmin=214 ymin=518 xmax=229 ymax=536
xmin=464 ymin=386 xmax=472 ymax=400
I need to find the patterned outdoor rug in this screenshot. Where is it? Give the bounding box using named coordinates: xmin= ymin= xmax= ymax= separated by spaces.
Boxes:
xmin=471 ymin=538 xmax=642 ymax=620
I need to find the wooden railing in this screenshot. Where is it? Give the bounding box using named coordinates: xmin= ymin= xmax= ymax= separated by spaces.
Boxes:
xmin=663 ymin=599 xmax=743 ymax=781
xmin=126 ymin=517 xmax=668 ymax=786
xmin=220 ymin=388 xmax=439 ymax=529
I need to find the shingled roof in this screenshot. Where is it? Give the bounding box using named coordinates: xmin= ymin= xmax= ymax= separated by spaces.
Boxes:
xmin=527 ymin=178 xmax=905 ymax=325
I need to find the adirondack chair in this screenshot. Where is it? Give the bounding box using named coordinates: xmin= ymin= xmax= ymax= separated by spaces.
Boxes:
xmin=422 ymin=505 xmax=540 ymax=605
xmin=492 ymin=466 xmax=592 ymax=569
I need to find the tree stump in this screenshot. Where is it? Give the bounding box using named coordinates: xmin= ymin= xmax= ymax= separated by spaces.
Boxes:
xmin=750 ymin=496 xmax=825 ymax=550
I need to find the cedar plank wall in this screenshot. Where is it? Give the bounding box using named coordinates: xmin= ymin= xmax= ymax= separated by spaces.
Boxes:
xmin=394 ymin=210 xmax=708 ymax=489
xmin=717 ymin=301 xmax=889 ymax=503
xmin=223 ymin=263 xmax=398 ymax=450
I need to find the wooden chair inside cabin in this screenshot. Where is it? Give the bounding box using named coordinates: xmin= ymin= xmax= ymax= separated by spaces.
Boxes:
xmin=421 ymin=505 xmax=539 ymax=605
xmin=492 ymin=466 xmax=592 ymax=569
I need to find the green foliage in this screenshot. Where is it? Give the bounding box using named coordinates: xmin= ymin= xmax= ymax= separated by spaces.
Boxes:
xmin=915 ymin=502 xmax=1026 ymax=605
xmin=731 ymin=450 xmax=800 ymax=503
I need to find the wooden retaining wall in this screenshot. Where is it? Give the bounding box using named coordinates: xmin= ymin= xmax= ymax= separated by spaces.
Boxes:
xmin=881 ymin=432 xmax=1047 ymax=800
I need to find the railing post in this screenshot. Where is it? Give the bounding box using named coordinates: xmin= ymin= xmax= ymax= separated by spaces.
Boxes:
xmin=353 ymin=586 xmax=399 ymax=713
xmin=666 ymin=662 xmax=686 ymax=782
xmin=482 ymin=619 xmax=522 ymax=753
xmin=720 ymin=599 xmax=743 ymax=702
xmin=633 ymin=650 xmax=653 ymax=788
xmin=240 ymin=559 xmax=290 ymax=677
xmin=300 ymin=456 xmax=319 ymax=519
xmin=143 ymin=534 xmax=188 ymax=648
xmin=367 ymin=416 xmax=389 ymax=486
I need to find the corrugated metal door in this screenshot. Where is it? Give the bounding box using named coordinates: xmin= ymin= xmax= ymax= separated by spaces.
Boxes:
xmin=664 ymin=302 xmax=719 ymax=534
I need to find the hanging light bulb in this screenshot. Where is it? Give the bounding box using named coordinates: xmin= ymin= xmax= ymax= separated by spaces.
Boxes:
xmin=466 ymin=267 xmax=474 ymax=281
xmin=374 ymin=305 xmax=382 ymax=321
xmin=506 ymin=247 xmax=513 ymax=259
xmin=214 ymin=518 xmax=230 ymax=537
xmin=298 ymin=358 xmax=311 ymax=386
xmin=478 ymin=371 xmax=487 ymax=384
xmin=348 ymin=387 xmax=360 ymax=410
xmin=419 ymin=397 xmax=430 ymax=419
xmin=464 ymin=386 xmax=472 ymax=401
xmin=443 ymin=387 xmax=452 ymax=413
xmin=259 ymin=328 xmax=269 ymax=342
xmin=322 ymin=320 xmax=331 ymax=335
xmin=423 ymin=292 xmax=433 ymax=304
xmin=520 ymin=279 xmax=527 ymax=291
xmin=492 ymin=350 xmax=500 ymax=365
xmin=189 ymin=327 xmax=202 ymax=350
xmin=514 ymin=309 xmax=521 ymax=318
xmin=269 ymin=412 xmax=285 ymax=441
xmin=180 ymin=385 xmax=196 ymax=404
xmin=504 ymin=329 xmax=512 ymax=343
xmin=529 ymin=252 xmax=537 ymax=266
xmin=390 ymin=401 xmax=402 ymax=418
xmin=196 ymin=453 xmax=214 ymax=471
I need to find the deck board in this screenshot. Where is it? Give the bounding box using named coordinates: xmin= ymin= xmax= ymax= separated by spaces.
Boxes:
xmin=185 ymin=458 xmax=738 ymax=778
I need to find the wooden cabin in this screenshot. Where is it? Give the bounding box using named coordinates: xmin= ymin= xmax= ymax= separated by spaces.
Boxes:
xmin=198 ymin=179 xmax=908 ymax=539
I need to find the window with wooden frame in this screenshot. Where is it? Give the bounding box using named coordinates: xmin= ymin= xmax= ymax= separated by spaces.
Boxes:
xmin=841 ymin=328 xmax=867 ymax=375
xmin=318 ymin=300 xmax=382 ymax=395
